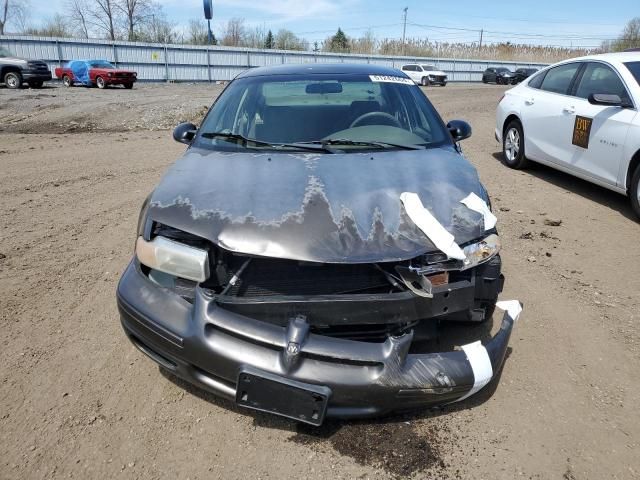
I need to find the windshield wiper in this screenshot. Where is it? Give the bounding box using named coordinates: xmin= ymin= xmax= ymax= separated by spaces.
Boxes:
xmin=200 ymin=132 xmax=333 ymax=152
xmin=304 ymin=139 xmax=425 ymax=151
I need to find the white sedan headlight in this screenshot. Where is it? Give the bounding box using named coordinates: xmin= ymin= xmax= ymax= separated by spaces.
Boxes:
xmin=136 ymin=236 xmax=210 ymax=282
xmin=461 ymin=234 xmax=501 ymax=270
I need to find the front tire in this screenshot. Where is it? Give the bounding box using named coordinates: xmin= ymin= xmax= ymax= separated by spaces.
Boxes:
xmin=630 ymin=165 xmax=640 ymax=220
xmin=123 ymin=83 xmax=133 ymax=89
xmin=62 ymin=75 xmax=73 ymax=87
xmin=502 ymin=120 xmax=528 ymax=169
xmin=96 ymin=76 xmax=106 ymax=89
xmin=421 ymin=76 xmax=429 ymax=86
xmin=4 ymin=71 xmax=22 ymax=89
xmin=28 ymin=80 xmax=44 ymax=88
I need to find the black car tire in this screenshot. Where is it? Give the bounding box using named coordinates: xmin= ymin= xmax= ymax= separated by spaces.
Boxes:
xmin=124 ymin=83 xmax=133 ymax=89
xmin=96 ymin=76 xmax=106 ymax=89
xmin=4 ymin=71 xmax=22 ymax=89
xmin=502 ymin=120 xmax=528 ymax=169
xmin=62 ymin=75 xmax=73 ymax=87
xmin=482 ymin=76 xmax=488 ymax=84
xmin=630 ymin=164 xmax=640 ymax=220
xmin=28 ymin=80 xmax=44 ymax=88
xmin=421 ymin=76 xmax=429 ymax=86
xmin=441 ymin=82 xmax=447 ymax=87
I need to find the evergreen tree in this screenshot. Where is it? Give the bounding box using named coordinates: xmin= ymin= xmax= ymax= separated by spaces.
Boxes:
xmin=329 ymin=28 xmax=349 ymax=52
xmin=265 ymin=29 xmax=274 ymax=49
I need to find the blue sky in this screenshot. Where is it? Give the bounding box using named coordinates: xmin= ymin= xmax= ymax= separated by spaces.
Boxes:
xmin=31 ymin=0 xmax=635 ymax=47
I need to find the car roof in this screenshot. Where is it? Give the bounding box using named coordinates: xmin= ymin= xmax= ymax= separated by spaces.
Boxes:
xmin=564 ymin=51 xmax=640 ymax=65
xmin=236 ymin=63 xmax=409 ymax=79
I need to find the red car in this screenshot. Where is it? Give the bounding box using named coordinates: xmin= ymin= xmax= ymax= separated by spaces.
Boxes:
xmin=55 ymin=60 xmax=137 ymax=89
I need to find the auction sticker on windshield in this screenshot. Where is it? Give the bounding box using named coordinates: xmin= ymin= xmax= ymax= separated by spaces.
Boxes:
xmin=572 ymin=115 xmax=593 ymax=149
xmin=369 ymin=75 xmax=414 ymax=85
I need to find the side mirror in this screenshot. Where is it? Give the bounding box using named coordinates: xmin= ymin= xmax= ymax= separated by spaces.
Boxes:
xmin=173 ymin=122 xmax=197 ymax=144
xmin=588 ymin=93 xmax=630 ymax=108
xmin=447 ymin=120 xmax=472 ymax=142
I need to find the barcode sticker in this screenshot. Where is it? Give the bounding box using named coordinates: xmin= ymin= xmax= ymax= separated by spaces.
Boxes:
xmin=369 ymin=75 xmax=414 ymax=85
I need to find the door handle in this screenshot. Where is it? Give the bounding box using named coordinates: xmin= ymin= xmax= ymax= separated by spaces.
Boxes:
xmin=563 ymin=106 xmax=576 ymax=114
xmin=524 ymin=98 xmax=535 ymax=105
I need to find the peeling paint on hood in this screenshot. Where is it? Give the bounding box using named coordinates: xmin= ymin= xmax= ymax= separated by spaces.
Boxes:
xmin=148 ymin=146 xmax=488 ymax=263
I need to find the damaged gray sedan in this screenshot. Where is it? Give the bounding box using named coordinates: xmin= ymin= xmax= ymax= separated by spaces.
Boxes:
xmin=117 ymin=63 xmax=522 ymax=426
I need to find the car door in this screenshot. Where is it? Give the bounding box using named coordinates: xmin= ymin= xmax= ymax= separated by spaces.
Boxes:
xmin=520 ymin=62 xmax=583 ymax=166
xmin=486 ymin=68 xmax=495 ymax=82
xmin=560 ymin=61 xmax=636 ymax=186
xmin=401 ymin=65 xmax=416 ymax=83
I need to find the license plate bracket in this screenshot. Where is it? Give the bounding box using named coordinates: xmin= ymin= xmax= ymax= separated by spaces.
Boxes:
xmin=236 ymin=368 xmax=331 ymax=426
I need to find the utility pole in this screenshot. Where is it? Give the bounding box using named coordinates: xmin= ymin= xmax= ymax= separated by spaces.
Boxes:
xmin=479 ymin=28 xmax=483 ymax=50
xmin=401 ymin=7 xmax=408 ymax=56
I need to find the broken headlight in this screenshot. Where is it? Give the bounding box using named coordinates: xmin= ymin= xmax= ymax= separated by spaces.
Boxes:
xmin=135 ymin=235 xmax=210 ymax=282
xmin=461 ymin=234 xmax=501 ymax=271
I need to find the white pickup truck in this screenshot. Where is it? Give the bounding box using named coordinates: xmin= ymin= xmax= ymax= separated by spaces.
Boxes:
xmin=401 ymin=64 xmax=448 ymax=86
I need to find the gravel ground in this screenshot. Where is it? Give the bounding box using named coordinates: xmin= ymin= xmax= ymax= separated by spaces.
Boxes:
xmin=1 ymin=82 xmax=639 ymax=480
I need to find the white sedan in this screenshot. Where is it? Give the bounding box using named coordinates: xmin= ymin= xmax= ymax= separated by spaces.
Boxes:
xmin=495 ymin=52 xmax=640 ymax=218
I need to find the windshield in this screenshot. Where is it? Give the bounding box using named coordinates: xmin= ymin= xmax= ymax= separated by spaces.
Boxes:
xmin=421 ymin=65 xmax=437 ymax=70
xmin=0 ymin=47 xmax=14 ymax=58
xmin=88 ymin=61 xmax=115 ymax=69
xmin=196 ymin=73 xmax=451 ymax=152
xmin=624 ymin=62 xmax=640 ymax=86
xmin=497 ymin=68 xmax=510 ymax=73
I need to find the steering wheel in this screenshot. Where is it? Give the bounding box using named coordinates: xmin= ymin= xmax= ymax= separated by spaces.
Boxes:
xmin=349 ymin=111 xmax=402 ymax=129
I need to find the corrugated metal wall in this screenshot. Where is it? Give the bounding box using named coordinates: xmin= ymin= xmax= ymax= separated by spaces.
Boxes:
xmin=0 ymin=35 xmax=547 ymax=83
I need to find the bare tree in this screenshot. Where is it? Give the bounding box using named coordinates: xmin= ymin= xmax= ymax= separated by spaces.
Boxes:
xmin=25 ymin=13 xmax=71 ymax=37
xmin=612 ymin=17 xmax=640 ymax=51
xmin=1 ymin=0 xmax=29 ymax=34
xmin=116 ymin=0 xmax=152 ymax=41
xmin=221 ymin=18 xmax=245 ymax=47
xmin=138 ymin=6 xmax=175 ymax=44
xmin=67 ymin=0 xmax=91 ymax=38
xmin=187 ymin=18 xmax=208 ymax=45
xmin=87 ymin=0 xmax=119 ymax=40
xmin=245 ymin=24 xmax=266 ymax=49
xmin=274 ymin=29 xmax=307 ymax=51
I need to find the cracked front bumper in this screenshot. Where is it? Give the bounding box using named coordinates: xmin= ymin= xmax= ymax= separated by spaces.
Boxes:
xmin=117 ymin=260 xmax=516 ymax=423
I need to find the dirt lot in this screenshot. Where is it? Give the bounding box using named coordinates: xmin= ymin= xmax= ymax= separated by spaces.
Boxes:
xmin=1 ymin=82 xmax=639 ymax=480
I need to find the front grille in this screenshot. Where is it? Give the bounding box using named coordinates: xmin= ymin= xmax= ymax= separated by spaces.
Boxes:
xmin=225 ymin=257 xmax=391 ymax=297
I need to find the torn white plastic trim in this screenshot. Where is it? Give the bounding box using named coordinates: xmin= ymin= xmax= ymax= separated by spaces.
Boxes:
xmin=496 ymin=300 xmax=523 ymax=323
xmin=460 ymin=192 xmax=497 ymax=231
xmin=400 ymin=192 xmax=466 ymax=261
xmin=457 ymin=341 xmax=493 ymax=402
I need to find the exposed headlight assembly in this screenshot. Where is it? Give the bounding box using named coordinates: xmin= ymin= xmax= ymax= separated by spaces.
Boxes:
xmin=461 ymin=234 xmax=501 ymax=270
xmin=136 ymin=236 xmax=210 ymax=282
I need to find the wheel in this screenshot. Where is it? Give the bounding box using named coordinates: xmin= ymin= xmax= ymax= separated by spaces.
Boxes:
xmin=123 ymin=83 xmax=133 ymax=89
xmin=496 ymin=77 xmax=503 ymax=85
xmin=4 ymin=71 xmax=22 ymax=89
xmin=482 ymin=76 xmax=488 ymax=84
xmin=62 ymin=75 xmax=73 ymax=87
xmin=441 ymin=82 xmax=447 ymax=87
xmin=96 ymin=76 xmax=106 ymax=89
xmin=28 ymin=80 xmax=44 ymax=88
xmin=421 ymin=76 xmax=429 ymax=86
xmin=502 ymin=120 xmax=528 ymax=169
xmin=630 ymin=165 xmax=640 ymax=220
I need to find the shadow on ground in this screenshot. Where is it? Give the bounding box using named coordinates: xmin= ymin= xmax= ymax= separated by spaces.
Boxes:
xmin=491 ymin=152 xmax=636 ymax=221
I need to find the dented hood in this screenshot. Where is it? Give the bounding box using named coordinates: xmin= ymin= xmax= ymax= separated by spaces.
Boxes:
xmin=148 ymin=146 xmax=489 ymax=263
